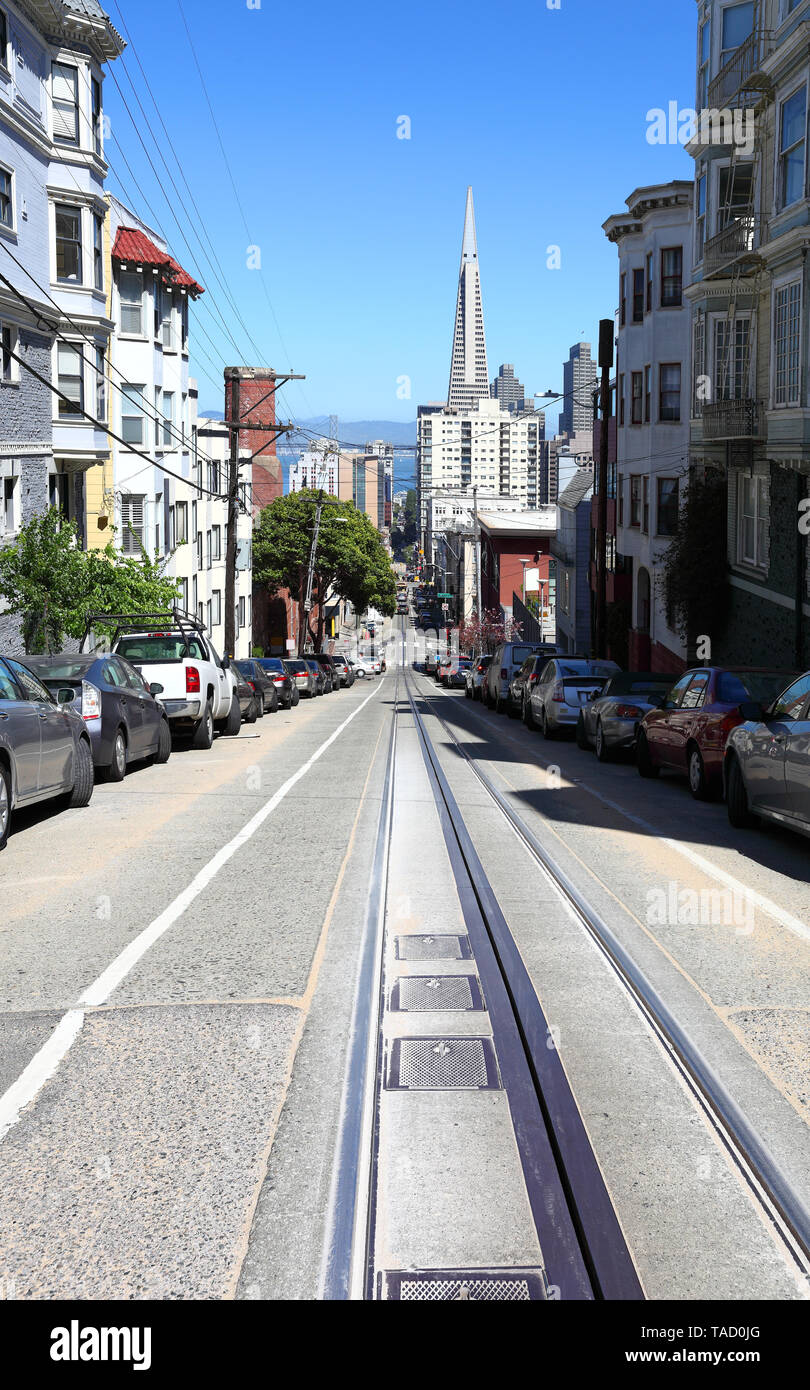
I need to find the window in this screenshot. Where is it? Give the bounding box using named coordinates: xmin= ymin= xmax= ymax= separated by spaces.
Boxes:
xmin=212 ymin=525 xmax=221 ymax=561
xmin=95 ymin=345 xmax=105 ymax=419
xmin=698 ymin=16 xmax=710 ymax=108
xmin=93 ymin=214 xmax=103 ymax=290
xmin=179 ymin=578 xmax=189 ymax=612
xmin=196 ymin=531 xmax=202 ymax=570
xmin=181 ymin=298 xmax=188 ymax=349
xmin=695 ymin=172 xmax=706 ymax=262
xmin=779 ymin=87 xmax=806 ymax=208
xmin=1 ymin=322 xmax=16 ymax=381
xmin=168 ymin=504 xmax=175 ymax=549
xmin=121 ymin=495 xmax=145 ymax=555
xmin=121 ymin=385 xmax=145 ymax=446
xmin=55 ymin=205 xmax=82 ymax=283
xmin=91 ymin=76 xmax=102 ymax=155
xmin=8 ymin=659 xmax=52 ymax=703
xmin=155 ymin=492 xmax=161 ymax=553
xmin=206 ymin=529 xmax=212 ymax=569
xmin=693 ymin=315 xmax=706 ymax=415
xmin=52 ymin=63 xmax=79 ymax=145
xmin=660 ymin=247 xmax=683 ymax=307
xmin=770 ymin=673 xmax=810 ymax=720
xmin=659 ymin=363 xmax=681 ymax=421
xmin=739 ymin=473 xmax=768 ymax=568
xmin=681 ymin=671 xmax=710 ymax=710
xmin=175 ymin=502 xmax=188 ymax=544
xmin=717 ymin=163 xmax=753 ymax=229
xmin=644 ymin=365 xmax=651 ymax=422
xmin=0 ymin=166 xmax=11 ymax=228
xmin=154 ymin=387 xmax=161 ymax=447
xmin=119 ymin=272 xmax=144 ymax=334
xmin=631 ymin=371 xmax=643 ymax=424
xmin=1 ymin=475 xmax=17 ymax=538
xmin=620 ymin=272 xmax=626 ymax=326
xmin=206 ymin=599 xmax=212 ymax=634
xmin=630 ymin=476 xmax=641 ymax=527
xmin=0 ymin=11 xmax=7 ymax=69
xmin=57 ymin=343 xmax=83 ymax=416
xmin=773 ymin=281 xmax=801 ymax=406
xmin=646 ymin=253 xmax=653 ymax=312
xmin=715 ymin=317 xmax=750 ymax=399
xmin=161 ymin=290 xmax=173 ymax=349
xmin=239 ymin=596 xmax=246 ymax=629
xmin=618 ymin=373 xmax=625 ymax=426
xmin=208 ymin=460 xmax=220 ymax=495
xmin=657 ymin=478 xmax=679 ymax=536
xmin=162 ymin=391 xmax=174 ymax=447
xmin=641 ymin=476 xmax=650 ymax=533
xmin=632 ymin=268 xmax=644 ymax=322
xmin=720 ymin=3 xmax=754 ymax=68
xmin=212 ymin=590 xmax=221 ymax=626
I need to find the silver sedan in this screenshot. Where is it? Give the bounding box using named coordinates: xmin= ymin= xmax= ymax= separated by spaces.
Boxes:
xmin=724 ymin=670 xmax=810 ymax=839
xmin=576 ymin=672 xmax=677 ymax=761
xmin=525 ymin=657 xmax=621 ymax=737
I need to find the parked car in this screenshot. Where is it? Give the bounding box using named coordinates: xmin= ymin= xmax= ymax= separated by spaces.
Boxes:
xmin=353 ymin=655 xmax=380 ymax=678
xmin=524 ymin=656 xmax=621 ymax=737
xmin=505 ymin=650 xmax=561 ymax=719
xmin=0 ymin=655 xmax=95 ymax=851
xmin=330 ymin=654 xmax=355 ymax=688
xmin=435 ymin=656 xmax=453 ymax=684
xmin=25 ymin=652 xmax=172 ymax=780
xmin=636 ymin=666 xmax=798 ymax=800
xmin=232 ymin=667 xmax=261 ymax=724
xmin=303 ymin=657 xmax=327 ymax=696
xmin=107 ymin=610 xmax=240 ymax=748
xmin=443 ymin=657 xmax=472 ymax=689
xmin=424 ymin=647 xmax=440 ymax=676
xmin=311 ymin=653 xmax=341 ymax=692
xmin=576 ymin=671 xmax=678 ymax=761
xmin=254 ymin=657 xmax=298 ymax=708
xmin=464 ymin=654 xmax=492 ymax=701
xmin=234 ymin=660 xmax=279 ymax=716
xmin=484 ymin=642 xmax=558 ymax=713
xmin=283 ymin=658 xmax=318 ymax=699
xmin=724 ymin=671 xmax=810 ymax=838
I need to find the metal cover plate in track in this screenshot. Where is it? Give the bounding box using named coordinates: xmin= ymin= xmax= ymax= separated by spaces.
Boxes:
xmin=379 ymin=1269 xmax=547 ymax=1301
xmin=395 ymin=935 xmax=472 ymax=961
xmin=386 ymin=1037 xmax=501 ymax=1090
xmin=390 ymin=975 xmax=484 ymax=1012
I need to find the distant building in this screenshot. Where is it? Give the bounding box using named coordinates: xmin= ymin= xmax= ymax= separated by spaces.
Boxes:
xmin=553 ymin=469 xmax=594 ymax=655
xmin=289 ymin=449 xmax=339 ymax=496
xmin=491 ymin=363 xmax=535 ymax=415
xmin=560 ymin=343 xmax=597 ymax=437
xmin=447 ymin=188 xmax=490 ymax=410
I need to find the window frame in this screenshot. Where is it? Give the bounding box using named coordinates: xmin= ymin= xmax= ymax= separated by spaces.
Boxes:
xmin=51 ymin=61 xmax=80 ymax=147
xmin=1 ymin=320 xmax=18 ymax=383
xmin=0 ymin=162 xmax=13 ymax=231
xmin=56 ymin=341 xmax=84 ymax=418
xmin=630 ymin=370 xmax=643 ymax=425
xmin=738 ymin=472 xmax=768 ymax=570
xmin=118 ymin=270 xmax=145 ymax=337
xmin=54 ymin=203 xmax=83 ymax=284
xmin=656 ymin=477 xmax=679 ymax=537
xmin=778 ymin=83 xmax=807 ymax=211
xmin=120 ymin=384 xmax=146 ymax=448
xmin=772 ymin=277 xmax=802 ymax=407
xmin=93 ymin=213 xmax=104 ymax=291
xmin=632 ymin=268 xmax=644 ymax=323
xmin=659 ymin=362 xmax=682 ymax=422
xmin=660 ymin=247 xmax=683 ymax=308
xmin=629 ymin=475 xmax=642 ymax=528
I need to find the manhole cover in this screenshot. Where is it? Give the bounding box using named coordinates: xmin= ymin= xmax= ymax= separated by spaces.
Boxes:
xmin=391 ymin=975 xmax=484 ymax=1012
xmin=395 ymin=935 xmax=471 ymax=961
xmin=386 ymin=1037 xmax=500 ymax=1090
xmin=380 ymin=1269 xmax=547 ymax=1300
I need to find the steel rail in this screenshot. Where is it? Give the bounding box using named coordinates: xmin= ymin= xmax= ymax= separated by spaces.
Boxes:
xmin=416 ymin=678 xmax=810 ymax=1271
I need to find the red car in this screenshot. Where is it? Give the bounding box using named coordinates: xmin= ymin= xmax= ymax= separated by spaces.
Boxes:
xmin=636 ymin=666 xmax=798 ymax=800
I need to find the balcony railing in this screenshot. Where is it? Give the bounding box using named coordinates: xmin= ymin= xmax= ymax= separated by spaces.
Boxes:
xmin=708 ymin=29 xmax=772 ymax=109
xmin=701 ymin=399 xmax=763 ymax=441
xmin=702 ymin=215 xmax=758 ymax=276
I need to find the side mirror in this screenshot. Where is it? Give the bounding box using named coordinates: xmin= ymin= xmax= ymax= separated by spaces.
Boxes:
xmin=221 ymin=655 xmax=231 ymax=671
xmin=646 ymin=693 xmax=665 ymax=709
xmin=149 ymin=682 xmax=164 ymax=696
xmin=57 ymin=688 xmax=75 ymax=705
xmin=738 ymin=700 xmax=764 ymax=722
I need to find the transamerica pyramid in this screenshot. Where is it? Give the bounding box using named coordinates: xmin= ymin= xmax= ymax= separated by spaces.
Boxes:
xmin=447 ymin=187 xmax=490 ymax=410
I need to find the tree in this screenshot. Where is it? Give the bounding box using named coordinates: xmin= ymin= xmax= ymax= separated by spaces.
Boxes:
xmin=0 ymin=508 xmax=179 ymax=653
xmin=253 ymin=490 xmax=397 ymax=651
xmin=457 ymin=608 xmax=522 ymax=655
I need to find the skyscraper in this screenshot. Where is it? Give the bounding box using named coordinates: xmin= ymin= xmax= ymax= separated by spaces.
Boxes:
xmin=447 ymin=188 xmax=490 ymax=410
xmin=560 ymin=343 xmax=597 ymax=436
xmin=491 ymin=363 xmax=536 ymax=415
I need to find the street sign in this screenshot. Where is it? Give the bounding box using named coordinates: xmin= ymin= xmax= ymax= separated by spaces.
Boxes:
xmin=438 ymin=592 xmax=452 ymax=598
xmin=285 ymin=639 xmax=296 ymax=651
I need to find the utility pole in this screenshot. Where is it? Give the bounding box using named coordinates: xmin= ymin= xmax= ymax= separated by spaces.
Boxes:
xmin=224 ymin=372 xmax=241 ymax=660
xmin=473 ymin=484 xmax=482 ymax=621
xmin=595 ymin=319 xmax=614 ymax=660
xmin=301 ymin=489 xmax=324 ymax=656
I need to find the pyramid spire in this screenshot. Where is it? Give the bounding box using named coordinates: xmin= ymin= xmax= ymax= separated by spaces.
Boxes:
xmin=448 ymin=187 xmax=490 ymax=409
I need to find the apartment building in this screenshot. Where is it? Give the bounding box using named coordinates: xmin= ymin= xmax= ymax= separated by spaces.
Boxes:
xmin=604 ymin=180 xmax=692 ymax=672
xmin=687 ymin=0 xmax=810 ymax=668
xmin=0 ymin=0 xmax=122 ymax=618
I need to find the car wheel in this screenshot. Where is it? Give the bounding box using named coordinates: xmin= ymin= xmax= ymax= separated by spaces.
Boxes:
xmin=595 ymin=720 xmax=612 ymax=763
xmin=541 ymin=707 xmax=555 ymax=739
xmin=222 ymin=696 xmax=242 ymax=737
xmin=576 ymin=714 xmax=589 ymax=750
xmin=727 ymin=756 xmax=756 ymax=829
xmin=506 ymin=691 xmax=518 ymax=719
xmin=0 ymin=760 xmax=11 ymax=851
xmin=245 ymin=697 xmax=258 ymax=724
xmin=292 ymin=689 xmax=300 ymax=706
xmin=687 ymin=744 xmax=711 ymax=801
xmin=636 ymin=730 xmax=659 ymax=779
xmin=68 ymin=738 xmax=94 ymax=808
xmin=154 ymin=718 xmax=172 ymax=764
xmin=192 ymin=701 xmax=214 ymax=750
xmin=105 ymin=727 xmax=127 ymax=783
xmin=523 ymin=695 xmax=535 ymax=730
xmin=255 ymin=695 xmax=265 ymax=719
xmin=464 ymin=683 xmax=471 ymax=699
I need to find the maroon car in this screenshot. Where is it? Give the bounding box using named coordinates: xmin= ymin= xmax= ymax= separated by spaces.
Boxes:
xmin=636 ymin=666 xmax=798 ymax=800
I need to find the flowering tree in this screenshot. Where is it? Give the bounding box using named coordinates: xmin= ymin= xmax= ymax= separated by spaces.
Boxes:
xmin=458 ymin=608 xmax=522 ymax=655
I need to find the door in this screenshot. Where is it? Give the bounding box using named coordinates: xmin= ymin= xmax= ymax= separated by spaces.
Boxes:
xmin=779 ymin=678 xmax=810 ymax=822
xmin=645 ymin=671 xmax=694 ymax=763
xmin=118 ymin=657 xmax=155 ymax=757
xmin=666 ymin=670 xmax=710 ymax=769
xmin=744 ymin=676 xmax=810 ymax=815
xmin=0 ymin=657 xmax=41 ymax=801
xmin=7 ymin=659 xmax=73 ymax=792
xmin=207 ymin=642 xmax=231 ymax=717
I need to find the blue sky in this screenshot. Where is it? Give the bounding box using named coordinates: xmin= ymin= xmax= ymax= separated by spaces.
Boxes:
xmin=104 ymin=0 xmax=696 ymax=428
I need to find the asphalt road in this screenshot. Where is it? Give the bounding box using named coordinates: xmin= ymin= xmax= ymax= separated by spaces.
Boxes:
xmin=0 ymin=628 xmax=808 ymax=1301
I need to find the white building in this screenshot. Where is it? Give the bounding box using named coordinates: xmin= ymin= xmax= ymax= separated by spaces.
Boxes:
xmin=603 ymin=180 xmax=692 ymax=671
xmin=107 ymin=196 xmax=252 ymax=656
xmin=289 ymin=448 xmax=339 ymax=495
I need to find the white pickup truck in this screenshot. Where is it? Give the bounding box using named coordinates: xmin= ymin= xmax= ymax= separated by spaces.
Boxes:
xmin=91 ymin=611 xmax=241 ymax=749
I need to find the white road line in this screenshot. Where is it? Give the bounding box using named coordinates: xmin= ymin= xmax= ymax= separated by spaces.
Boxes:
xmin=426 ymin=681 xmax=810 ymax=948
xmin=0 ymin=680 xmax=384 ymax=1145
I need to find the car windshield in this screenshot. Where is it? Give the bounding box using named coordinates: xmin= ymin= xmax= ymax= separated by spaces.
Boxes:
xmin=25 ymin=656 xmax=94 ymax=680
xmin=717 ymin=670 xmax=797 ymax=704
xmin=286 ymin=661 xmax=307 ymax=673
xmin=604 ymin=674 xmax=674 ymax=696
xmin=257 ymin=658 xmax=285 ymax=672
xmin=235 ymin=661 xmax=254 ymax=677
xmin=118 ymin=635 xmax=207 ymax=661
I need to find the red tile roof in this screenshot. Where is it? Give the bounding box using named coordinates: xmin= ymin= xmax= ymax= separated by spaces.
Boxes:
xmin=112 ymin=227 xmax=204 ymax=297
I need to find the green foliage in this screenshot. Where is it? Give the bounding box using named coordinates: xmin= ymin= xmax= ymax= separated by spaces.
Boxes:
xmin=0 ymin=507 xmax=179 ymax=653
xmin=662 ymin=470 xmax=729 ymax=655
xmin=253 ymin=489 xmax=397 ymax=621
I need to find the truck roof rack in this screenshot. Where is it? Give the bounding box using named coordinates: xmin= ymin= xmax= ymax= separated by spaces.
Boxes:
xmin=80 ymin=607 xmax=206 ymax=654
